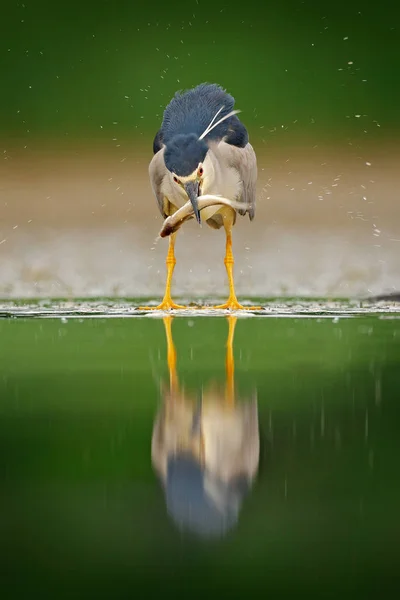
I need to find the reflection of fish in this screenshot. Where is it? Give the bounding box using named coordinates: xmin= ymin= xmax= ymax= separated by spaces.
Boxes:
xmin=151 ymin=316 xmax=260 ymax=538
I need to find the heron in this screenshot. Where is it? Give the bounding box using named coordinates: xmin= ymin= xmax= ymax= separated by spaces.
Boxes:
xmin=142 ymin=83 xmax=259 ymax=311
xmin=151 ymin=316 xmax=260 ymax=537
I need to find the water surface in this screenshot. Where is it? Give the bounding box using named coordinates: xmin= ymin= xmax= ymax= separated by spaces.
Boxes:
xmin=0 ymin=314 xmax=399 ymax=597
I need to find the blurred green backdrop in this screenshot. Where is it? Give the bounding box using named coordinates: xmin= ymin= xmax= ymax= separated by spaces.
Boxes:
xmin=1 ymin=315 xmax=399 ymax=596
xmin=2 ymin=0 xmax=399 ymax=143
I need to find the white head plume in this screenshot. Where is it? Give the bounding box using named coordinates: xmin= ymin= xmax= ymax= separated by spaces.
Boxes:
xmin=199 ymin=106 xmax=241 ymax=140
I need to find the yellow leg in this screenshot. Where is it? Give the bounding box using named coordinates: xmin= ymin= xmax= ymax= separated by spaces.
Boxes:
xmin=140 ymin=234 xmax=186 ymax=310
xmin=225 ymin=315 xmax=237 ymax=405
xmin=163 ymin=316 xmax=178 ymax=392
xmin=214 ymin=227 xmax=261 ymax=311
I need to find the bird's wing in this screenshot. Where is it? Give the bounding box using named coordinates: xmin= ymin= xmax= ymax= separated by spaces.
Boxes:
xmin=218 ymin=141 xmax=257 ymax=220
xmin=149 ymin=148 xmax=168 ymax=218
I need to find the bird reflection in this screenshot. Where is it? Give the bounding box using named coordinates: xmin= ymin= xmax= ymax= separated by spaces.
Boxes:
xmin=151 ymin=316 xmax=259 ymax=538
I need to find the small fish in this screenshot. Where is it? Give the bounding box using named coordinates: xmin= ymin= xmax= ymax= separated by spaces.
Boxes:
xmin=159 ymin=195 xmax=248 ymax=238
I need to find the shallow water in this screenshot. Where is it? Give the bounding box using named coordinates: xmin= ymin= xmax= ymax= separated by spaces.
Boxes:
xmin=1 ymin=311 xmax=399 ymax=596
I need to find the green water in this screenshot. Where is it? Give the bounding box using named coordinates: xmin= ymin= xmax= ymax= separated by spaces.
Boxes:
xmin=1 ymin=315 xmax=399 ymax=597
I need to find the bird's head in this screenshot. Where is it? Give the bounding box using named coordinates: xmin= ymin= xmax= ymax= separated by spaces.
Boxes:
xmin=165 ymin=453 xmax=243 ymax=538
xmin=164 ymin=133 xmax=210 ymax=224
xmin=163 ymin=104 xmax=240 ymax=224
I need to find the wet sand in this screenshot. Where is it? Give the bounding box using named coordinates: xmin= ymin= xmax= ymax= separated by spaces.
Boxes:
xmin=1 ymin=140 xmax=399 ymax=298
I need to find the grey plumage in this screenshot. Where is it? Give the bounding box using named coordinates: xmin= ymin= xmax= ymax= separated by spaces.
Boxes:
xmin=149 ymin=83 xmax=257 ymax=224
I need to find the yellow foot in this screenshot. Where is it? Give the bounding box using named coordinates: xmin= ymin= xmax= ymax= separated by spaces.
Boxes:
xmin=213 ymin=299 xmax=262 ymax=311
xmin=139 ymin=300 xmax=187 ymax=311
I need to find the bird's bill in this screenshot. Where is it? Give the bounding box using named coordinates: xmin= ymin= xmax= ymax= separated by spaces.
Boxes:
xmin=184 ymin=181 xmax=201 ymax=224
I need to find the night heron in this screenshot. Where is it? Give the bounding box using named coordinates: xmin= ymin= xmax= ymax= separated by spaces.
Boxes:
xmin=151 ymin=316 xmax=260 ymax=538
xmin=143 ymin=83 xmax=259 ymax=311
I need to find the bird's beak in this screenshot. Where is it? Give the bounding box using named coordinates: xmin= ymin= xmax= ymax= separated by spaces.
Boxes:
xmin=184 ymin=181 xmax=201 ymax=224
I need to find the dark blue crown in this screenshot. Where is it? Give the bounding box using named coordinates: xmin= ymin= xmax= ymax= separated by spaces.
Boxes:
xmin=164 ymin=133 xmax=208 ymax=176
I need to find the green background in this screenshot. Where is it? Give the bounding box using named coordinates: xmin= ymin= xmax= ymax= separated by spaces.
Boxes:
xmin=2 ymin=0 xmax=399 ymax=142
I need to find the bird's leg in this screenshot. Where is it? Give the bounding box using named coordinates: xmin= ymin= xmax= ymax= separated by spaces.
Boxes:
xmin=162 ymin=316 xmax=182 ymax=423
xmin=160 ymin=233 xmax=185 ymax=309
xmin=214 ymin=225 xmax=261 ymax=311
xmin=225 ymin=315 xmax=237 ymax=406
xmin=163 ymin=316 xmax=178 ymax=392
xmin=140 ymin=233 xmax=186 ymax=310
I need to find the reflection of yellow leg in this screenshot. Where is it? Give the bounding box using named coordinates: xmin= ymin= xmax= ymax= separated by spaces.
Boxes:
xmin=140 ymin=234 xmax=186 ymax=311
xmin=163 ymin=316 xmax=178 ymax=392
xmin=225 ymin=315 xmax=237 ymax=405
xmin=214 ymin=224 xmax=261 ymax=311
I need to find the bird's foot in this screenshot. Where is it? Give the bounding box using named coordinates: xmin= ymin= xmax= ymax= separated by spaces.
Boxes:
xmin=213 ymin=298 xmax=261 ymax=311
xmin=139 ymin=299 xmax=187 ymax=311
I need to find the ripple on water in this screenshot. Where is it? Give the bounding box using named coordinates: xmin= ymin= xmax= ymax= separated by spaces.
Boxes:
xmin=0 ymin=299 xmax=399 ymax=319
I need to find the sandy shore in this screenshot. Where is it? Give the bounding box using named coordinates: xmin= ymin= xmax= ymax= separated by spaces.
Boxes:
xmin=1 ymin=140 xmax=399 ymax=298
